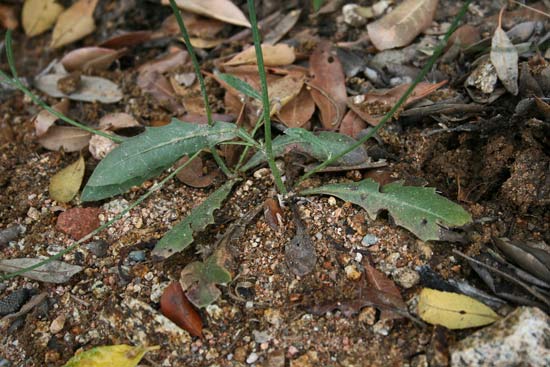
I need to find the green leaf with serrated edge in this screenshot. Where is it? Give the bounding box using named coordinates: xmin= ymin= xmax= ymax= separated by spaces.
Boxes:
xmin=180 ymin=255 xmax=232 ymax=308
xmin=215 ymin=72 xmax=262 ymax=101
xmin=240 ymin=128 xmax=368 ymax=171
xmin=152 ymin=180 xmax=237 ymax=259
xmin=301 ymin=179 xmax=472 ymax=241
xmin=81 ymin=120 xmax=239 ymax=201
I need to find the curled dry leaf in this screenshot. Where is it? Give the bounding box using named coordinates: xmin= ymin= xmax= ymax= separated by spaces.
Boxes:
xmin=264 ymin=9 xmax=302 ymax=45
xmin=367 ymin=0 xmax=439 ymax=50
xmin=277 ymin=87 xmax=315 ymax=128
xmin=138 ymin=72 xmax=185 ymax=114
xmin=162 ymin=0 xmax=250 ymax=28
xmin=49 ymin=155 xmax=85 ymax=203
xmin=175 ymin=155 xmax=217 ymax=188
xmin=225 ymin=44 xmax=296 ymax=67
xmin=51 ymin=0 xmax=98 ymax=49
xmin=62 ymin=344 xmax=159 ymax=367
xmin=160 ymin=282 xmax=203 ymax=338
xmin=364 ymin=261 xmax=407 ymax=320
xmin=61 ymin=47 xmax=126 ymax=72
xmin=162 ymin=13 xmax=225 ymax=39
xmin=253 ymin=73 xmax=305 ymax=116
xmin=99 ymin=30 xmax=153 ymax=49
xmin=33 ymin=99 xmax=69 ymax=137
xmin=35 ymin=74 xmax=123 ymax=103
xmin=490 ymin=9 xmax=519 ymax=95
xmin=0 ymin=258 xmax=83 ymax=283
xmin=494 ymin=237 xmax=550 ymax=283
xmin=348 ymin=80 xmax=447 ymax=126
xmin=22 ymin=0 xmax=64 ymax=37
xmin=0 ymin=4 xmax=18 ymax=30
xmin=38 ymin=126 xmax=91 ymax=152
xmin=137 ymin=48 xmax=188 ymax=75
xmin=263 ymin=197 xmax=285 ymax=233
xmin=309 ymin=41 xmax=347 ymax=130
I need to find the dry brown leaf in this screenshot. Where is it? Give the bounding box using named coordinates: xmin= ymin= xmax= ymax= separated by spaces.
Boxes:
xmin=264 ymin=9 xmax=301 ymax=45
xmin=339 ymin=110 xmax=367 ymax=138
xmin=0 ymin=4 xmax=19 ymax=30
xmin=33 ymin=99 xmax=69 ymax=137
xmin=364 ymin=261 xmax=407 ymax=320
xmin=162 ymin=0 xmax=250 ymax=27
xmin=367 ymin=0 xmax=439 ymax=50
xmin=61 ymin=47 xmax=126 ymax=72
xmin=348 ymin=80 xmax=447 ymax=125
xmin=309 ymin=41 xmax=347 ymax=130
xmin=162 ymin=13 xmax=225 ymax=39
xmin=49 ymin=155 xmax=85 ymax=203
xmin=277 ymin=87 xmax=315 ymax=128
xmin=38 ymin=126 xmax=91 ymax=152
xmin=98 ymin=113 xmax=140 ymax=131
xmin=160 ymin=282 xmax=203 ymax=338
xmin=255 ymin=73 xmax=305 ymax=115
xmin=264 ymin=197 xmax=285 ymax=233
xmin=34 ymin=74 xmax=122 ymax=103
xmin=22 ymin=0 xmax=63 ymax=36
xmin=137 ymin=71 xmax=185 ymax=114
xmin=137 ymin=49 xmax=188 ymax=75
xmin=490 ymin=8 xmax=519 ymax=95
xmin=175 ymin=155 xmax=218 ymax=188
xmin=99 ymin=30 xmax=153 ymax=49
xmin=51 ymin=0 xmax=98 ymax=49
xmin=224 ymin=44 xmax=296 ymax=67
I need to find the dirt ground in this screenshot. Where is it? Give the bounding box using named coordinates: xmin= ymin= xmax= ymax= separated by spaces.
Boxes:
xmin=1 ymin=0 xmax=549 ymax=366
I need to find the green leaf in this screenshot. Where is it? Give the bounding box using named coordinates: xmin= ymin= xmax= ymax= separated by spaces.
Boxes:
xmin=313 ymin=0 xmax=324 ymax=12
xmin=180 ymin=255 xmax=232 ymax=308
xmin=301 ymin=179 xmax=472 ymax=241
xmin=215 ymin=72 xmax=262 ymax=101
xmin=241 ymin=128 xmax=368 ymax=171
xmin=81 ymin=120 xmax=239 ymax=201
xmin=152 ymin=180 xmax=237 ymax=259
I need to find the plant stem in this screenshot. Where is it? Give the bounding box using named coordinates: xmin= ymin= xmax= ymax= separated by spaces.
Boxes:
xmin=1 ymin=31 xmax=122 ymax=143
xmin=168 ymin=0 xmax=232 ymax=177
xmin=0 ymin=150 xmax=203 ymax=282
xmin=247 ymin=0 xmax=287 ymax=195
xmin=235 ymin=115 xmax=264 ymax=170
xmin=297 ymin=0 xmax=472 ymax=185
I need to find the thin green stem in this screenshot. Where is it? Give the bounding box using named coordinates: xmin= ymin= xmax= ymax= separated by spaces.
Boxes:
xmin=246 ymin=0 xmax=287 ymax=194
xmin=297 ymin=0 xmax=472 ymax=185
xmin=235 ymin=115 xmax=264 ymax=171
xmin=168 ymin=0 xmax=232 ymax=177
xmin=0 ymin=150 xmax=202 ymax=282
xmin=1 ymin=31 xmax=122 ymax=143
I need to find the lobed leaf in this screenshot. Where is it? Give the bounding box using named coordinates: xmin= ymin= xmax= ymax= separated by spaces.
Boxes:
xmin=152 ymin=180 xmax=237 ymax=259
xmin=81 ymin=120 xmax=239 ymax=201
xmin=301 ymin=179 xmax=472 ymax=242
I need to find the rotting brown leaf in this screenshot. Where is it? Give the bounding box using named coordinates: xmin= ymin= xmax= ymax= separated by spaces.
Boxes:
xmin=61 ymin=47 xmax=127 ymax=72
xmin=367 ymin=0 xmax=439 ymax=51
xmin=277 ymin=87 xmax=315 ymax=128
xmin=137 ymin=70 xmax=185 ymax=114
xmin=33 ymin=99 xmax=70 ymax=137
xmin=51 ymin=0 xmax=98 ymax=49
xmin=309 ymin=41 xmax=347 ymax=130
xmin=225 ymin=44 xmax=296 ymax=67
xmin=364 ymin=261 xmax=407 ymax=320
xmin=490 ymin=8 xmax=519 ymax=95
xmin=22 ymin=0 xmax=63 ymax=37
xmin=263 ymin=197 xmax=285 ymax=233
xmin=99 ymin=30 xmax=153 ymax=49
xmin=175 ymin=155 xmax=218 ymax=188
xmin=160 ymin=282 xmax=203 ymax=338
xmin=339 ymin=110 xmax=367 ymax=139
xmin=38 ymin=126 xmax=91 ymax=152
xmin=257 ymin=73 xmax=305 ymax=116
xmin=98 ymin=113 xmax=141 ymax=131
xmin=162 ymin=13 xmax=225 ymax=39
xmin=162 ymin=0 xmax=250 ymax=28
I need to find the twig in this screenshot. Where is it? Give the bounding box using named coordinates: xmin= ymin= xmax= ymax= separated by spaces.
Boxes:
xmin=510 ymin=0 xmax=550 ymax=19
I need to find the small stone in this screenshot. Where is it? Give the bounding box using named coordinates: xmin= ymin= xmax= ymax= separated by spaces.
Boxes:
xmin=128 ymin=250 xmax=146 ymax=262
xmin=342 ymin=4 xmax=367 ymax=27
xmin=287 ymin=346 xmax=299 ymax=357
xmin=253 ymin=330 xmax=272 ymax=344
xmin=290 ymin=351 xmax=318 ymax=367
xmin=0 ymin=224 xmax=25 ymax=247
xmin=358 ymin=306 xmax=377 ymax=325
xmin=393 ymin=267 xmax=420 ymax=289
xmin=246 ymin=352 xmax=259 ymax=364
xmin=56 ymin=208 xmax=101 ymax=240
xmin=373 ymin=319 xmax=393 ymax=336
xmin=85 ymin=240 xmax=109 ymax=258
xmin=27 ymin=207 xmax=40 ymax=221
xmin=265 ymin=350 xmax=285 ymax=367
xmin=264 ymin=308 xmax=282 ymax=328
xmin=253 ymin=168 xmax=270 ymax=179
xmin=451 ymin=307 xmax=550 ymax=367
xmin=49 ymin=314 xmax=66 ymax=334
xmin=345 ymin=264 xmax=362 ymax=280
xmin=410 ymin=354 xmax=428 ymax=367
xmin=361 ymin=234 xmax=379 ymax=247
xmin=327 ymin=197 xmax=337 ymax=206
xmin=234 ymin=347 xmax=247 ymax=363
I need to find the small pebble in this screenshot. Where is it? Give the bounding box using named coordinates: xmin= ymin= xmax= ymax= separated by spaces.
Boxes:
xmin=361 ymin=234 xmax=379 ymax=246
xmin=246 ymin=352 xmax=259 ymax=364
xmin=345 ymin=264 xmax=362 ymax=280
xmin=49 ymin=314 xmax=66 ymax=334
xmin=328 ymin=197 xmax=337 ymax=206
xmin=393 ymin=267 xmax=420 ymax=289
xmin=128 ymin=250 xmax=146 ymax=262
xmin=342 ymin=4 xmax=367 ymax=27
xmin=85 ymin=240 xmax=109 ymax=258
xmin=0 ymin=224 xmax=25 ymax=247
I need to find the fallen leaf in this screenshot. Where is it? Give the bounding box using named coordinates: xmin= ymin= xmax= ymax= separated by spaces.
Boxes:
xmin=0 ymin=258 xmax=83 ymax=283
xmin=277 ymin=87 xmax=315 ymax=128
xmin=99 ymin=30 xmax=153 ymax=49
xmin=264 ymin=9 xmax=301 ymax=45
xmin=37 ymin=126 xmax=91 ymax=152
xmin=162 ymin=13 xmax=225 ymax=39
xmin=175 ymin=155 xmax=217 ymax=188
xmin=22 ymin=0 xmax=63 ymax=36
xmin=494 ymin=237 xmax=550 ymax=283
xmin=339 ymin=110 xmax=367 ymax=138
xmin=285 ymin=203 xmax=316 ymax=277
xmin=348 ymin=80 xmax=447 ymax=125
xmin=49 ymin=155 xmax=85 ymax=203
xmin=99 ymin=113 xmax=141 ymax=131
xmin=309 ymin=41 xmax=347 ymax=129
xmin=160 ymin=282 xmax=203 ymax=337
xmin=0 ymin=4 xmax=18 ymax=30
xmin=62 ymin=344 xmax=159 ymax=367
xmin=137 ymin=49 xmax=188 ymax=75
xmin=364 ymin=261 xmax=407 ymax=320
xmin=418 ymin=288 xmax=501 ymax=329
xmin=490 ymin=8 xmax=519 ymax=95
xmin=61 ymin=47 xmax=126 ymax=72
xmin=33 ymin=99 xmax=70 ymax=137
xmin=225 ymin=44 xmax=296 ymax=67
xmin=367 ymin=0 xmax=439 ymax=50
xmin=264 ymin=197 xmax=284 ymax=233
xmin=51 ymin=0 xmax=98 ymax=49
xmin=35 ymin=74 xmax=123 ymax=103
xmin=163 ymin=0 xmax=250 ymax=28
xmin=56 ymin=207 xmax=101 ymax=240
xmin=253 ymin=73 xmax=305 ymax=115
xmin=180 ymin=255 xmax=232 ymax=308
xmin=137 ymin=70 xmax=185 ymax=114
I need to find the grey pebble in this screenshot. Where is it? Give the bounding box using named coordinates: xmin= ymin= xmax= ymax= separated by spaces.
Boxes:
xmin=362 ymin=234 xmax=380 ymax=246
xmin=0 ymin=224 xmax=25 ymax=247
xmin=0 ymin=288 xmax=31 ymax=317
xmin=128 ymin=250 xmax=146 ymax=262
xmin=86 ymin=240 xmax=109 ymax=258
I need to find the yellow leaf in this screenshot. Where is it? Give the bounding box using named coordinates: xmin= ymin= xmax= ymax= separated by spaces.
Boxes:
xmin=49 ymin=155 xmax=85 ymax=203
xmin=22 ymin=0 xmax=64 ymax=37
xmin=418 ymin=288 xmax=501 ymax=329
xmin=51 ymin=0 xmax=98 ymax=49
xmin=63 ymin=344 xmax=159 ymax=367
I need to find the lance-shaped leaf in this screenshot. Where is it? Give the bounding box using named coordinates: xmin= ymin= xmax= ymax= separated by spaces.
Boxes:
xmin=82 ymin=120 xmax=239 ymax=201
xmin=490 ymin=9 xmax=518 ymax=95
xmin=152 ymin=180 xmax=237 ymax=259
xmin=62 ymin=344 xmax=159 ymax=367
xmin=240 ymin=128 xmax=368 ymax=171
xmin=215 ymin=72 xmax=261 ymax=100
xmin=0 ymin=258 xmax=83 ymax=283
xmin=49 ymin=155 xmax=85 ymax=203
xmin=301 ymin=179 xmax=472 ymax=242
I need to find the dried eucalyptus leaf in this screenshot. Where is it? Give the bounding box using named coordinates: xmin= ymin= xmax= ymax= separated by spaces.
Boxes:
xmin=0 ymin=258 xmax=83 ymax=283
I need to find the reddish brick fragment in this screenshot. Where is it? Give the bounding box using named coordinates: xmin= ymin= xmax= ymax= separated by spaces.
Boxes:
xmin=56 ymin=207 xmax=101 ymax=240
